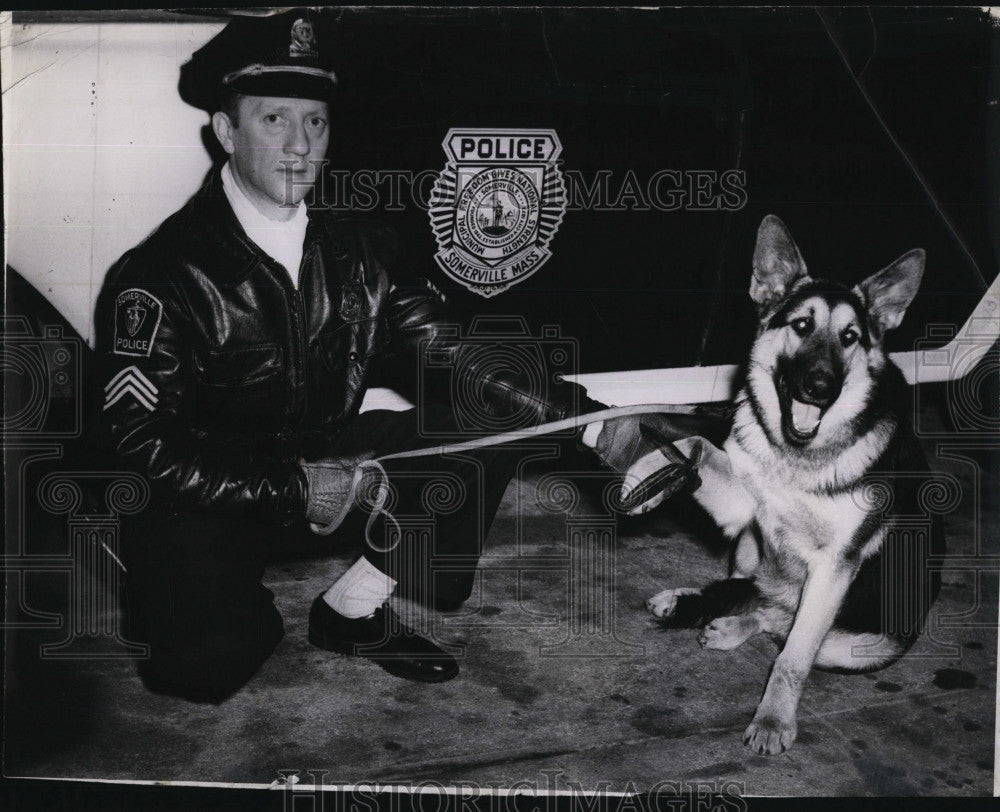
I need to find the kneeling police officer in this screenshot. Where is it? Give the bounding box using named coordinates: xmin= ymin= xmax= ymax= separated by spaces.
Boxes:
xmin=96 ymin=9 xmax=603 ymax=701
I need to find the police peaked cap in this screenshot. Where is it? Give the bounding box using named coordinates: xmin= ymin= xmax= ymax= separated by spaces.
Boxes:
xmin=179 ymin=9 xmax=338 ymax=113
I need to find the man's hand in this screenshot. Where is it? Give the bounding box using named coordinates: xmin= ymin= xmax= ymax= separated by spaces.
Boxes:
xmin=301 ymin=452 xmax=378 ymax=531
xmin=582 ymin=413 xmax=703 ymax=514
xmin=619 ymin=435 xmax=703 ymax=515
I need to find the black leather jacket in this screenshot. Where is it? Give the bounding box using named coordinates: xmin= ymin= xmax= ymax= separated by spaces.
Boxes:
xmin=96 ymin=169 xmax=591 ymax=521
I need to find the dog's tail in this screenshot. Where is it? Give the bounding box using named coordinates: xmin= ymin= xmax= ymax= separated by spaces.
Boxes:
xmin=659 ymin=578 xmax=762 ymax=628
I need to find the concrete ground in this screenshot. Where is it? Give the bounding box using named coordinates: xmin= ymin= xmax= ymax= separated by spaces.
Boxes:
xmin=4 ymin=407 xmax=997 ymax=796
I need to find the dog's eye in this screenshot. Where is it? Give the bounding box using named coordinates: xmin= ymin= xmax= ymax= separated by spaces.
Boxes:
xmin=841 ymin=328 xmax=859 ymax=347
xmin=790 ymin=317 xmax=812 ymax=336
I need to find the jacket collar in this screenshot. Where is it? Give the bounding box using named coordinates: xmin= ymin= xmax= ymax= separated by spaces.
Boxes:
xmin=183 ymin=167 xmax=343 ymax=287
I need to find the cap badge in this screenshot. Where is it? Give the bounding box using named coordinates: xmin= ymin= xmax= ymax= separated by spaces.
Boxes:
xmin=289 ymin=18 xmax=318 ymax=58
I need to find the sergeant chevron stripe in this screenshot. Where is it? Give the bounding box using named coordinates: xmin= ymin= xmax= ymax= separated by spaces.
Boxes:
xmin=104 ymin=366 xmax=159 ymax=411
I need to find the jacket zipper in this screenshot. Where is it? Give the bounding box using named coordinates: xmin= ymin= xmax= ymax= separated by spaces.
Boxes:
xmin=292 ymin=284 xmax=309 ymax=420
xmin=269 ymin=258 xmax=309 ymax=426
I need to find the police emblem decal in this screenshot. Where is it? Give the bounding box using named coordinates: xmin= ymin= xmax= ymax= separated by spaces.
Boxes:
xmin=429 ymin=129 xmax=566 ymax=298
xmin=113 ymin=288 xmax=163 ymax=357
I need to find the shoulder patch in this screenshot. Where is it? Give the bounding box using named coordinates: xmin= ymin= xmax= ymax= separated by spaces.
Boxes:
xmin=113 ymin=288 xmax=163 ymax=357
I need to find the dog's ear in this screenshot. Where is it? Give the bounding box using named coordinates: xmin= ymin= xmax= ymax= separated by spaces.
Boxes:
xmin=750 ymin=215 xmax=809 ymax=312
xmin=855 ymin=249 xmax=925 ymax=336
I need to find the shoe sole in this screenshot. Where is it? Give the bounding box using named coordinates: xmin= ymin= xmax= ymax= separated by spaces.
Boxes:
xmin=308 ymin=629 xmax=458 ymax=684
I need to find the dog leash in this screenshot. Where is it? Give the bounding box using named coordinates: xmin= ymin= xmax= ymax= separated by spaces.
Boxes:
xmin=309 ymin=403 xmax=702 ymax=549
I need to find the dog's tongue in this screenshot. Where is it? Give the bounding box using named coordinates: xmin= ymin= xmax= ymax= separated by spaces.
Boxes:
xmin=791 ymin=399 xmax=822 ymax=434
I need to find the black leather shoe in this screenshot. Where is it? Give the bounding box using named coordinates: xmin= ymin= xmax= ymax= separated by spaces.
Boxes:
xmin=307 ymin=595 xmax=459 ymax=683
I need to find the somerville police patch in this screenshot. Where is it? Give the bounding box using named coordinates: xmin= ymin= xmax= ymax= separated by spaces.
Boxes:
xmin=429 ymin=129 xmax=566 ymax=298
xmin=113 ymin=288 xmax=162 ymax=357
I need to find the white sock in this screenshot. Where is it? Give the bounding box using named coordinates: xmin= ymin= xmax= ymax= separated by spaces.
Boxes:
xmin=581 ymin=420 xmax=604 ymax=449
xmin=323 ymin=556 xmax=397 ymax=619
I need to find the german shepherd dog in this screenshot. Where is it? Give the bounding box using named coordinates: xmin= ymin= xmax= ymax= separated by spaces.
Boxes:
xmin=640 ymin=215 xmax=943 ymax=755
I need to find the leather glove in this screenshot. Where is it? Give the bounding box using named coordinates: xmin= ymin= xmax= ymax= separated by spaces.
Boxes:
xmin=300 ymin=452 xmax=378 ymax=531
xmin=582 ymin=412 xmax=704 ymax=513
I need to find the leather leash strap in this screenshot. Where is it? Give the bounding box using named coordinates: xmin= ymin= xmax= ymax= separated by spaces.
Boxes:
xmin=309 ymin=403 xmax=700 ymax=546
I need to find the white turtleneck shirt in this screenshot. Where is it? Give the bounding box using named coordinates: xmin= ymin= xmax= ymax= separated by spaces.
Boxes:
xmin=221 ymin=161 xmax=309 ymax=288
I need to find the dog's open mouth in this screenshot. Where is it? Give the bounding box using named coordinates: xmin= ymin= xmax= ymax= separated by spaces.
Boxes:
xmin=777 ymin=377 xmax=828 ymax=444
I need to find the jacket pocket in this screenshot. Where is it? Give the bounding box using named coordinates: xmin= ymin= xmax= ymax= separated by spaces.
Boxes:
xmin=193 ymin=344 xmax=283 ymax=388
xmin=191 ymin=344 xmax=285 ymax=429
xmin=309 ymin=328 xmax=366 ymax=425
xmin=315 ymin=328 xmax=353 ymax=375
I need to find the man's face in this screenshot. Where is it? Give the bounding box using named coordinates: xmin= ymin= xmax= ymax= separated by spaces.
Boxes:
xmin=214 ymin=95 xmax=330 ymax=220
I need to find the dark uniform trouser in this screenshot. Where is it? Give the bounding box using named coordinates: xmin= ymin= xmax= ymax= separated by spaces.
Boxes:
xmin=121 ymin=406 xmax=522 ymax=702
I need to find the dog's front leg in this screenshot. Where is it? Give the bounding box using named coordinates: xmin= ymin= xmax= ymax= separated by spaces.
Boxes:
xmin=673 ymin=437 xmax=755 ymax=538
xmin=744 ymin=560 xmax=856 ymax=755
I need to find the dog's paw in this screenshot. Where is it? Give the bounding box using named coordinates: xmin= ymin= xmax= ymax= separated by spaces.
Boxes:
xmin=742 ymin=713 xmax=797 ymax=755
xmin=646 ymin=587 xmax=700 ymax=618
xmin=697 ymin=616 xmax=752 ymax=650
